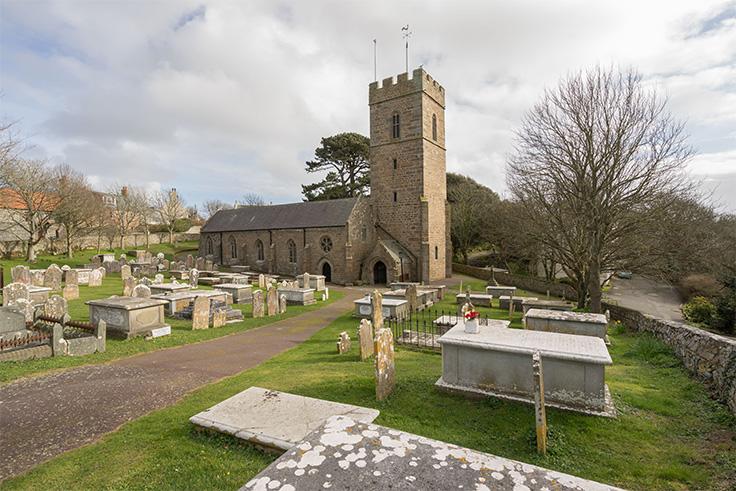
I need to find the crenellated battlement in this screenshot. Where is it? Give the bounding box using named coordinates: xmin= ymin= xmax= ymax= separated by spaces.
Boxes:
xmin=369 ymin=68 xmax=445 ymax=107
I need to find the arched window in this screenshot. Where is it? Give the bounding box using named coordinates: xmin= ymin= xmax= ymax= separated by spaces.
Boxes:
xmin=288 ymin=239 xmax=297 ymax=263
xmin=206 ymin=236 xmax=214 ymax=255
xmin=256 ymin=239 xmax=264 ymax=261
xmin=229 ymin=236 xmax=237 ymax=259
xmin=432 ymin=114 xmax=437 ymax=141
xmin=392 ymin=113 xmax=400 ymax=139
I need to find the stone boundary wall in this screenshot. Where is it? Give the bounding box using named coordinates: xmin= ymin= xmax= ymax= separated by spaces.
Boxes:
xmin=452 ymin=263 xmax=578 ymax=300
xmin=604 ymin=302 xmax=736 ymax=416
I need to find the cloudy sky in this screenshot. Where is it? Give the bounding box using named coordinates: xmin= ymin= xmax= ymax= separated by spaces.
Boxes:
xmin=1 ymin=0 xmax=735 ymax=212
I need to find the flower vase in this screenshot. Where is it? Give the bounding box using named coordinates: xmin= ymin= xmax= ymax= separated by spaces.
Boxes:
xmin=464 ymin=317 xmax=480 ymax=334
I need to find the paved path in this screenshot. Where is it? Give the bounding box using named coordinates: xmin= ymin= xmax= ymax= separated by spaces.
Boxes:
xmin=604 ymin=275 xmax=684 ymax=321
xmin=0 ymin=288 xmax=364 ymax=481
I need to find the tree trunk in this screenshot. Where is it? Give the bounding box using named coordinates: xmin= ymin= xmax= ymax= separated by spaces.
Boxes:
xmin=66 ymin=233 xmax=73 ymax=258
xmin=26 ymin=241 xmax=36 ymax=262
xmin=169 ymin=229 xmax=174 ymax=244
xmin=588 ymin=257 xmax=602 ymax=313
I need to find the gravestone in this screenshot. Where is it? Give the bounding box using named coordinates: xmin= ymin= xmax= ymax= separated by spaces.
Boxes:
xmin=266 ymin=286 xmax=278 ymax=316
xmin=121 ymin=264 xmax=132 ymax=281
xmin=192 ymin=296 xmax=210 ymax=329
xmin=371 ymin=290 xmax=383 ymax=330
xmin=11 ymin=265 xmax=30 ymax=285
xmin=279 ymin=294 xmax=287 ymax=314
xmin=252 ymin=290 xmax=264 ymax=318
xmin=3 ymin=282 xmax=29 ymax=307
xmin=212 ymin=309 xmax=227 ymax=328
xmin=139 ymin=276 xmax=152 ymax=286
xmin=195 ymin=257 xmax=205 ymax=270
xmin=123 ymin=276 xmax=136 ymax=296
xmin=185 ymin=254 xmax=194 ymax=269
xmin=336 ymin=331 xmax=351 ymax=354
xmin=190 ymin=268 xmax=199 ymax=288
xmin=357 ymin=319 xmax=374 ymax=361
xmin=153 ymin=274 xmax=164 ymax=284
xmin=204 ymin=259 xmax=214 ymax=271
xmin=61 ymin=264 xmax=71 ymax=272
xmin=258 ymin=274 xmax=265 ymax=289
xmin=157 ymin=252 xmax=164 ymax=261
xmin=14 ymin=297 xmax=35 ymax=322
xmin=44 ymin=295 xmax=68 ymax=319
xmin=88 ymin=268 xmax=103 ymax=287
xmin=63 ymin=284 xmax=79 ymax=300
xmin=161 ymin=259 xmax=170 ymax=270
xmin=31 ymin=270 xmax=45 ymax=287
xmin=0 ymin=305 xmax=27 ymax=333
xmin=44 ymin=265 xmax=63 ymax=290
xmin=97 ymin=266 xmax=106 ymax=278
xmin=65 ymin=269 xmax=78 ymax=286
xmin=374 ymin=328 xmax=395 ymax=401
xmin=406 ymin=283 xmax=418 ymax=312
xmin=533 ymin=351 xmax=547 ymax=455
xmin=132 ymin=284 xmax=151 ymax=298
xmin=302 ymin=272 xmax=310 ymax=289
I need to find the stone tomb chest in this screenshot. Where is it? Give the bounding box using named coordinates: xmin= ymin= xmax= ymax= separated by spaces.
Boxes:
xmin=214 ymin=283 xmax=253 ymax=304
xmin=150 ymin=290 xmax=230 ymax=315
xmin=149 ymin=283 xmax=191 ymax=296
xmin=383 ymin=288 xmax=433 ymax=309
xmin=455 ymin=293 xmax=493 ymax=308
xmin=86 ymin=297 xmax=169 ymax=339
xmin=486 ymin=285 xmax=516 ymax=297
xmin=297 ymin=274 xmax=326 ymax=291
xmin=28 ymin=286 xmax=52 ymax=305
xmin=353 ymin=296 xmax=409 ymax=320
xmin=525 ymin=308 xmax=609 ymax=342
xmin=436 ymin=323 xmax=614 ymax=416
xmin=277 ymin=287 xmax=316 ymax=305
xmin=521 ymin=298 xmax=574 ymax=314
xmin=499 ymin=295 xmax=537 ymax=311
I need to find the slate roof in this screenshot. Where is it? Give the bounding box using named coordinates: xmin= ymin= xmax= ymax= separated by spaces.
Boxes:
xmin=201 ymin=198 xmax=359 ymax=233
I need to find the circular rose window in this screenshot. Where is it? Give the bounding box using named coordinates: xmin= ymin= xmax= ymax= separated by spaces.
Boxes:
xmin=320 ymin=236 xmax=333 ymax=253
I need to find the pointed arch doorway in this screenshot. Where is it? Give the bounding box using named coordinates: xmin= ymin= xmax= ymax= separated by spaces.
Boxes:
xmin=322 ymin=262 xmax=332 ymax=282
xmin=373 ymin=261 xmax=387 ymax=285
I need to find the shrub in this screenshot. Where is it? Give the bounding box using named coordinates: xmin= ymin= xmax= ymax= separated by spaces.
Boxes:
xmin=682 ymin=296 xmax=716 ymax=325
xmin=712 ymin=291 xmax=736 ymax=335
xmin=677 ymin=274 xmax=722 ymax=301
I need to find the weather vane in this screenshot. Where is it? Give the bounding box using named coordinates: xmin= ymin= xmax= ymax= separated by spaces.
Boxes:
xmin=401 ymin=24 xmax=412 ymax=74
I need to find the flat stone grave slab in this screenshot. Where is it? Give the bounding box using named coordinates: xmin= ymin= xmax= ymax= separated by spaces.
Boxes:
xmin=277 ymin=287 xmax=316 ymax=305
xmin=434 ymin=315 xmax=510 ymax=329
xmin=241 ymin=415 xmax=622 ymax=491
xmin=354 ymin=296 xmax=409 ymax=320
xmin=86 ymin=297 xmax=169 ymax=339
xmin=525 ymin=308 xmax=609 ymax=343
xmin=455 ymin=293 xmax=493 ymax=308
xmin=389 ymin=281 xmax=419 ymax=291
xmin=499 ymin=295 xmax=537 ymax=310
xmin=190 ymin=387 xmax=379 ymax=452
xmin=214 ymin=283 xmax=253 ymax=303
xmin=149 ymin=283 xmax=191 ymax=295
xmin=198 ymin=277 xmax=222 ymax=286
xmin=437 ymin=322 xmax=615 ymax=417
xmin=150 ymin=289 xmax=230 ymax=315
xmin=383 ymin=288 xmax=433 ymax=308
xmin=522 ymin=298 xmax=574 ymax=314
xmin=486 ymin=285 xmax=516 ymax=297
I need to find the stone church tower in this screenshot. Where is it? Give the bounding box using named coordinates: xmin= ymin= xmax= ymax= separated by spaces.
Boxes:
xmin=369 ymin=68 xmax=450 ymax=282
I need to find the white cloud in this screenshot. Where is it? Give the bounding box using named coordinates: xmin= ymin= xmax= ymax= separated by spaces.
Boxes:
xmin=1 ymin=0 xmax=734 ymax=210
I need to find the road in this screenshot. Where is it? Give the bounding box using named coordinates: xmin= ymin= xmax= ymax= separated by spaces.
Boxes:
xmin=604 ymin=275 xmax=684 ymax=321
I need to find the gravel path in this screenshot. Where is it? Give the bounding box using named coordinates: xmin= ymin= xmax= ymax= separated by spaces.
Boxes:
xmin=0 ymin=288 xmax=363 ymax=481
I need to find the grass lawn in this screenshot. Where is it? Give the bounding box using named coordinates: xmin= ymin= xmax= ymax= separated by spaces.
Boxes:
xmin=4 ymin=281 xmax=734 ymax=490
xmin=0 ymin=271 xmax=343 ymax=385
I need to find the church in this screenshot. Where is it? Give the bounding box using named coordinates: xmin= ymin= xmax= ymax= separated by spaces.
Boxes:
xmin=199 ymin=68 xmax=451 ymax=285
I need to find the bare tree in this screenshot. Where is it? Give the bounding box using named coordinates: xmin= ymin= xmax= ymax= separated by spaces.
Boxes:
xmin=52 ymin=165 xmax=97 ymax=257
xmin=241 ymin=192 xmax=266 ymax=206
xmin=0 ymin=159 xmax=62 ymax=261
xmin=153 ymin=188 xmax=186 ymax=243
xmin=109 ymin=185 xmax=143 ymax=250
xmin=508 ymin=67 xmax=693 ymax=312
xmin=202 ymin=199 xmax=231 ymax=219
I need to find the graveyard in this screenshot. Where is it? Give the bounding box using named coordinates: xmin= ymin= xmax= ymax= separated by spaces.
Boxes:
xmin=0 ymin=274 xmax=733 ymax=490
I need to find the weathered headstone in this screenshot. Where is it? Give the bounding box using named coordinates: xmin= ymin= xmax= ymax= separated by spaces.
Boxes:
xmin=97 ymin=266 xmax=106 ymax=278
xmin=192 ymin=296 xmax=210 ymax=329
xmin=302 ymin=271 xmax=310 ymax=289
xmin=153 ymin=273 xmax=164 ymax=284
xmin=156 ymin=252 xmax=164 ymax=261
xmin=44 ymin=265 xmax=63 ymax=290
xmin=185 ymin=254 xmax=194 ymax=269
xmin=132 ymin=284 xmax=151 ymax=298
xmin=0 ymin=305 xmax=28 ymax=331
xmin=204 ymin=259 xmax=214 ymax=271
xmin=337 ymin=331 xmax=351 ymax=354
xmin=43 ymin=294 xmax=68 ymax=319
xmin=324 ymin=287 xmax=329 ymax=300
xmin=11 ymin=265 xmax=30 ymax=285
xmin=3 ymin=282 xmax=29 ymax=307
xmin=258 ymin=274 xmax=266 ymax=289
xmin=61 ymin=264 xmax=71 ymax=272
xmin=533 ymin=351 xmax=547 ymax=455
xmin=14 ymin=297 xmax=35 ymax=322
xmin=406 ymin=283 xmax=418 ymax=312
xmin=370 ymin=290 xmax=383 ymax=330
xmin=374 ymin=328 xmax=395 ymax=401
xmin=123 ymin=276 xmax=136 ymax=296
xmin=357 ymin=319 xmax=374 ymax=361
xmin=252 ymin=289 xmax=264 ymax=318
xmin=121 ymin=264 xmax=132 ymax=281
xmin=212 ymin=309 xmax=227 ymax=328
xmin=190 ymin=268 xmax=199 ymax=288
xmin=161 ymin=259 xmax=170 ymax=270
xmin=196 ymin=256 xmax=205 ymax=270
xmin=63 ymin=284 xmax=80 ymax=300
xmin=139 ymin=276 xmax=152 ymax=286
xmin=65 ymin=269 xmax=78 ymax=286
xmin=279 ymin=294 xmax=287 ymax=314
xmin=267 ymin=286 xmax=278 ymax=316
xmin=88 ymin=268 xmax=103 ymax=287
xmin=31 ymin=270 xmax=45 ymax=287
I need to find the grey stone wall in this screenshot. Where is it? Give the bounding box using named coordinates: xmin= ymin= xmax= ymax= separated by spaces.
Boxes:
xmin=605 ymin=302 xmax=736 ymax=416
xmin=452 ymin=263 xmax=578 ymax=300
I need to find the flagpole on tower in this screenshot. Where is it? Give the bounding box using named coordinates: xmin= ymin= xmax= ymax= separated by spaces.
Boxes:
xmin=373 ymin=39 xmax=377 ymax=82
xmin=401 ymin=24 xmax=412 ymax=74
